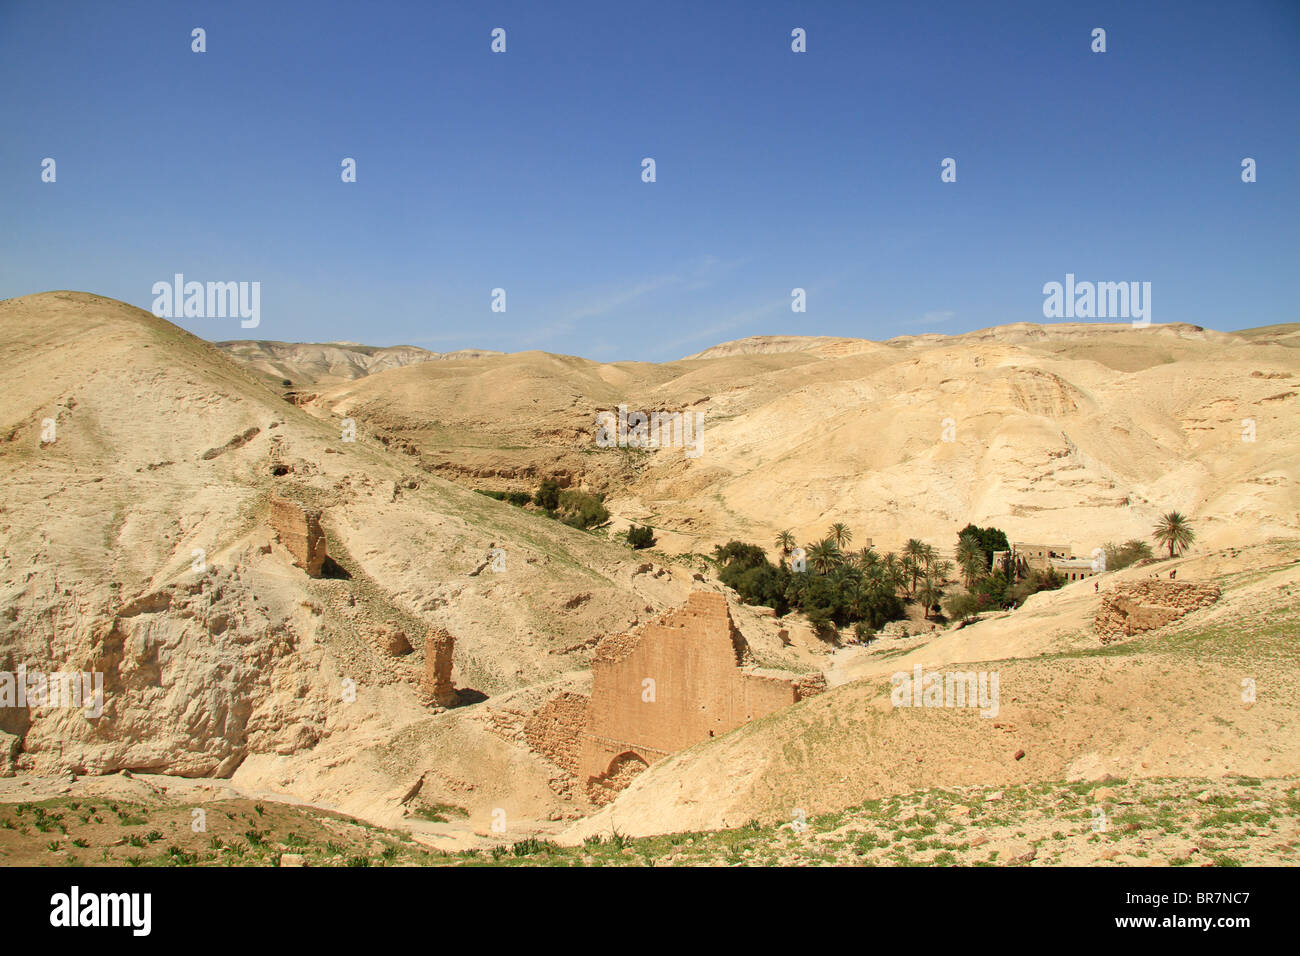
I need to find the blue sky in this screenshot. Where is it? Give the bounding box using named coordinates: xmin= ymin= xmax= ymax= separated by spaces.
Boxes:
xmin=2 ymin=0 xmax=1297 ymax=361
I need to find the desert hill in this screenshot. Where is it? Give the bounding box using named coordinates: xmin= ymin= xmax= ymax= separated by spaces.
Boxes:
xmin=2 ymin=292 xmax=1298 ymax=858
xmin=0 ymin=291 xmax=755 ymax=831
xmin=278 ymin=320 xmax=1300 ymax=560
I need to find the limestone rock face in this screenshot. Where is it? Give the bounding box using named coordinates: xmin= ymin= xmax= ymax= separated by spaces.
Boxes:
xmin=1095 ymin=580 xmax=1222 ymax=644
xmin=0 ymin=566 xmax=331 ymax=777
xmin=269 ymin=494 xmax=327 ymax=577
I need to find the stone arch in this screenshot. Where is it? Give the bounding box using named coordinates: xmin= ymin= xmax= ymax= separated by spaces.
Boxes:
xmin=585 ymin=750 xmax=649 ymax=805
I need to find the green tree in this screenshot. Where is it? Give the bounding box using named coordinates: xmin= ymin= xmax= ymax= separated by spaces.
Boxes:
xmin=774 ymin=529 xmax=797 ymax=567
xmin=903 ymin=539 xmax=926 ymax=595
xmin=807 ymin=539 xmax=843 ymax=575
xmin=854 ymin=546 xmax=879 ymax=572
xmin=956 ymin=532 xmax=989 ymax=589
xmin=916 ymin=574 xmax=942 ymax=621
xmin=880 ymin=552 xmax=906 ymax=596
xmin=827 ymin=523 xmax=853 ymax=550
xmin=627 ymin=525 xmax=656 ymax=549
xmin=956 ymin=523 xmax=1010 ymax=566
xmin=1152 ymin=511 xmax=1196 ymax=559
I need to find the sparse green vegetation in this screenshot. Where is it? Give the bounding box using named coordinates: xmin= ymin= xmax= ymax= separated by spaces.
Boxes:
xmin=1104 ymin=538 xmax=1154 ymax=571
xmin=626 ymin=524 xmax=656 ymax=549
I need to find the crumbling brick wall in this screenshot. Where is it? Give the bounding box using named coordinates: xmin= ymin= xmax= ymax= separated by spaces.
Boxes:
xmin=1095 ymin=580 xmax=1221 ymax=644
xmin=793 ymin=672 xmax=829 ymax=699
xmin=269 ymin=493 xmax=327 ymax=576
xmin=574 ymin=591 xmax=821 ymax=798
xmin=586 ymin=751 xmax=649 ymax=806
xmin=523 ymin=691 xmax=590 ymax=776
xmin=423 ymin=628 xmax=459 ymax=705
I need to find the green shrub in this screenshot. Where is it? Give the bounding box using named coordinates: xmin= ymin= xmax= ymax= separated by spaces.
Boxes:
xmin=533 ymin=479 xmax=561 ymax=511
xmin=627 ymin=525 xmax=656 ymax=549
xmin=1104 ymin=539 xmax=1154 ymax=571
xmin=943 ymin=590 xmax=983 ymax=622
xmin=556 ymin=489 xmax=609 ymax=529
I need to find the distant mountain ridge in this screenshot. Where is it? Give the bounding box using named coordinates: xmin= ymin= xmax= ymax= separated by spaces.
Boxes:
xmin=214 ymin=339 xmax=502 ymax=386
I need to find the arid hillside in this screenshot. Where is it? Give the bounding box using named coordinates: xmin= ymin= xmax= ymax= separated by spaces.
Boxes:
xmin=0 ymin=291 xmax=711 ymax=832
xmin=290 ymin=321 xmax=1300 ymax=558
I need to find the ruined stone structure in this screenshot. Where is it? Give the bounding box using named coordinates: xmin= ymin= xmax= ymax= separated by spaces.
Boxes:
xmin=268 ymin=493 xmax=327 ymax=576
xmin=423 ymin=628 xmax=459 ymax=706
xmin=526 ymin=592 xmax=824 ymax=804
xmin=523 ymin=692 xmax=590 ymax=777
xmin=1094 ymin=580 xmax=1221 ymax=644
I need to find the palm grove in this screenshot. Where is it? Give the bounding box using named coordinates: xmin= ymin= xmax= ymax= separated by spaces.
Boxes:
xmin=713 ymin=511 xmax=1196 ymax=640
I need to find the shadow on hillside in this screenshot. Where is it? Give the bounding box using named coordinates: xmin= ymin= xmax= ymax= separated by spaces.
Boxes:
xmin=320 ymin=557 xmax=352 ymax=580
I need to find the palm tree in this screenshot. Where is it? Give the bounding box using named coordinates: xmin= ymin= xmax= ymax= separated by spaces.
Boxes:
xmin=774 ymin=529 xmax=796 ymax=567
xmin=881 ymin=552 xmax=905 ymax=596
xmin=901 ymin=555 xmax=919 ymax=596
xmin=1152 ymin=511 xmax=1196 ymax=559
xmin=920 ymin=543 xmax=938 ymax=573
xmin=956 ymin=533 xmax=988 ymax=589
xmin=903 ymin=539 xmax=926 ymax=595
xmin=855 ymin=546 xmax=879 ymax=571
xmin=844 ymin=578 xmax=869 ymax=623
xmin=827 ymin=523 xmax=853 ymax=550
xmin=916 ymin=574 xmax=941 ymax=621
xmin=807 ymin=539 xmax=843 ymax=575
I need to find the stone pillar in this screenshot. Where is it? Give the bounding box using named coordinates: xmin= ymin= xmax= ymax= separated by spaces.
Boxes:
xmin=423 ymin=628 xmax=459 ymax=706
xmin=269 ymin=493 xmax=327 ymax=577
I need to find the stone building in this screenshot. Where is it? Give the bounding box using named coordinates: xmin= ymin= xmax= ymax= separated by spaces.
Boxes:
xmin=992 ymin=542 xmax=1097 ymax=582
xmin=1052 ymin=557 xmax=1098 ymax=582
xmin=527 ymin=592 xmax=825 ymax=804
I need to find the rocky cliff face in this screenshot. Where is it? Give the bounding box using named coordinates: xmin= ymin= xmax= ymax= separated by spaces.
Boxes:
xmin=0 ymin=563 xmax=331 ymax=776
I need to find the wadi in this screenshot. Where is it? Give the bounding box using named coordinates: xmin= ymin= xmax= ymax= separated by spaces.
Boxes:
xmin=0 ymin=290 xmax=1296 ymax=867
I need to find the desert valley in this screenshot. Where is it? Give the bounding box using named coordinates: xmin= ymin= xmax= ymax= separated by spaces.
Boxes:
xmin=0 ymin=290 xmax=1295 ymax=868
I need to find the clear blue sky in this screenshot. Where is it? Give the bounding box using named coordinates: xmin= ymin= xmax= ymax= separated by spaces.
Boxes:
xmin=2 ymin=0 xmax=1297 ymax=360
